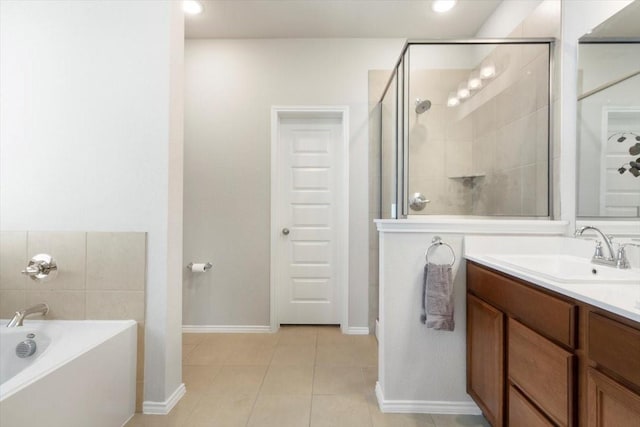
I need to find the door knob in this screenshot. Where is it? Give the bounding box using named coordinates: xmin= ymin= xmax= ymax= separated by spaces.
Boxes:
xmin=282 ymin=228 xmax=290 ymax=235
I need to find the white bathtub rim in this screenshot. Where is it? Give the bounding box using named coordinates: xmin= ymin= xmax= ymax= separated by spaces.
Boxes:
xmin=0 ymin=319 xmax=137 ymax=401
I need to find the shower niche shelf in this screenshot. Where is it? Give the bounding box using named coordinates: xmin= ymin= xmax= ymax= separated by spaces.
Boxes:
xmin=447 ymin=173 xmax=485 ymax=179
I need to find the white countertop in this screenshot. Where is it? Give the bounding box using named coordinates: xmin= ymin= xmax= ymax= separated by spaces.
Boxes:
xmin=464 ymin=236 xmax=640 ymax=323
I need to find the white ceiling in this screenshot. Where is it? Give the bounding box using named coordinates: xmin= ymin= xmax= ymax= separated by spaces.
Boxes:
xmin=185 ymin=0 xmax=503 ymax=39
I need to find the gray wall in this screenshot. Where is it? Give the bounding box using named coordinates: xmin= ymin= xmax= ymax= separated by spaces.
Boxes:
xmin=183 ymin=38 xmax=403 ymax=329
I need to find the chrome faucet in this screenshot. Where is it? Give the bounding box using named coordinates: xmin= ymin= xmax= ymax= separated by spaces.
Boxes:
xmin=6 ymin=303 xmax=49 ymax=327
xmin=575 ymin=226 xmax=617 ymax=267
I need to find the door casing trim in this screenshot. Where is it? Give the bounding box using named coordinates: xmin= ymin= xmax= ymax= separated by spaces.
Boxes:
xmin=270 ymin=105 xmax=350 ymax=333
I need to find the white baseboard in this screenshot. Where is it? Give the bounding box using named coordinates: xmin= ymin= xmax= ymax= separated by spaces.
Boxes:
xmin=345 ymin=326 xmax=370 ymax=335
xmin=143 ymin=383 xmax=186 ymax=415
xmin=182 ymin=325 xmax=272 ymax=333
xmin=375 ymin=382 xmax=481 ymax=415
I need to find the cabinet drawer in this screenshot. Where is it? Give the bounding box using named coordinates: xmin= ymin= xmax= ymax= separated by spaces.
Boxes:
xmin=588 ymin=312 xmax=640 ymax=388
xmin=468 ymin=261 xmax=576 ymax=348
xmin=508 ymin=318 xmax=575 ymax=426
xmin=509 ymin=384 xmax=554 ymax=427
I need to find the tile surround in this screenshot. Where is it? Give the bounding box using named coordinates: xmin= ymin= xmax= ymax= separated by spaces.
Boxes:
xmin=0 ymin=230 xmax=147 ymax=411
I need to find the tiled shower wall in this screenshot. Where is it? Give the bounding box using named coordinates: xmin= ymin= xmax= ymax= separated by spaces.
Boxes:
xmin=0 ymin=231 xmax=146 ymax=411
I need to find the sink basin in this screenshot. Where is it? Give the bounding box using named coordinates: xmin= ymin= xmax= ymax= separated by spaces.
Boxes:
xmin=485 ymin=254 xmax=640 ymax=285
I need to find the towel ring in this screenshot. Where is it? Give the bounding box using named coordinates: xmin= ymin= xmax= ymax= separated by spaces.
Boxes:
xmin=425 ymin=236 xmax=456 ymax=267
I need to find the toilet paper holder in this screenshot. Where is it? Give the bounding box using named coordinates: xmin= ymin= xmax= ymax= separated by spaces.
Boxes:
xmin=186 ymin=262 xmax=213 ymax=272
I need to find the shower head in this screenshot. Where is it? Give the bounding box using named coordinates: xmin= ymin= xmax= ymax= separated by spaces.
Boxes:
xmin=415 ymin=99 xmax=432 ymax=114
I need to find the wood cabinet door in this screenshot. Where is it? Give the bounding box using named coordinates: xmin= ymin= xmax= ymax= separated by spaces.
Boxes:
xmin=467 ymin=294 xmax=504 ymax=427
xmin=588 ymin=368 xmax=640 ymax=427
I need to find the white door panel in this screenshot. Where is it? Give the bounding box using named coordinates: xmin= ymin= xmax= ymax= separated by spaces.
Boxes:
xmin=276 ymin=116 xmax=343 ymax=324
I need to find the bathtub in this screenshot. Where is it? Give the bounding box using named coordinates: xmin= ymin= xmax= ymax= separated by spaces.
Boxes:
xmin=0 ymin=319 xmax=137 ymax=427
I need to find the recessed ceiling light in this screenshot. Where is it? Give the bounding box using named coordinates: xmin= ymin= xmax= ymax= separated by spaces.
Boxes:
xmin=183 ymin=0 xmax=204 ymax=15
xmin=432 ymin=0 xmax=457 ymax=14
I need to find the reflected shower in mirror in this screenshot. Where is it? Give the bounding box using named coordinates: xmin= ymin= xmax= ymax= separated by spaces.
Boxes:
xmin=577 ymin=0 xmax=640 ymax=218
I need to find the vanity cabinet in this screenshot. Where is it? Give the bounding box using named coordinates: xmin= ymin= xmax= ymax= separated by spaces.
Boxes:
xmin=467 ymin=261 xmax=576 ymax=426
xmin=467 ymin=294 xmax=504 ymax=426
xmin=467 ymin=260 xmax=640 ymax=427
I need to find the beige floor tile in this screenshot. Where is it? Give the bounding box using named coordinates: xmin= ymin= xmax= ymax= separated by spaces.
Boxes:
xmin=182 ymin=344 xmax=197 ymax=359
xmin=365 ymin=393 xmax=435 ymax=427
xmin=316 ymin=327 xmax=351 ymax=345
xmin=315 ymin=343 xmax=356 ymax=366
xmin=260 ymin=365 xmax=314 ymax=395
xmin=362 ymin=367 xmax=378 ymax=392
xmin=278 ymin=326 xmax=319 ymax=345
xmin=271 ymin=342 xmax=317 ymax=366
xmin=222 ymin=341 xmax=275 ymax=365
xmin=203 ymin=332 xmax=279 ymax=347
xmin=310 ymin=394 xmax=372 ymax=427
xmin=183 ymin=343 xmax=233 ymax=366
xmin=313 ymin=366 xmax=367 ymax=395
xmin=352 ymin=337 xmax=378 ymax=367
xmin=431 ymin=414 xmax=490 ymax=427
xmin=205 ymin=365 xmax=267 ymax=395
xmin=183 ymin=365 xmax=221 ymax=394
xmin=247 ymin=394 xmax=312 ymax=427
xmin=183 ymin=333 xmax=206 ymax=346
xmin=183 ymin=393 xmax=256 ymax=427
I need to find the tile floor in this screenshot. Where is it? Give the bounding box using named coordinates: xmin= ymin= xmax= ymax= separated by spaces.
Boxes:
xmin=126 ymin=326 xmax=489 ymax=427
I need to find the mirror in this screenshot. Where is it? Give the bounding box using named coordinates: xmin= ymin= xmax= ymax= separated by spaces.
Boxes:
xmin=576 ymin=1 xmax=640 ymax=218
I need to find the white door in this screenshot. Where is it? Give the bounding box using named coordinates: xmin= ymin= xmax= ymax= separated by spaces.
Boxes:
xmin=275 ymin=113 xmax=345 ymax=325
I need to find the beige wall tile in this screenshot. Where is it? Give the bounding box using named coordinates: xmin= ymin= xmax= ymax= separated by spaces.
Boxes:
xmin=137 ymin=324 xmax=145 ymax=381
xmin=472 ymin=132 xmax=496 ymax=175
xmin=86 ymin=232 xmax=146 ymax=291
xmin=26 ymin=231 xmax=86 ymax=290
xmin=445 ymin=139 xmax=473 ymax=178
xmin=85 ymin=290 xmax=144 ymax=322
xmin=25 ymin=290 xmax=85 ymax=319
xmin=536 ymin=106 xmax=550 ymax=164
xmin=472 ymin=99 xmax=497 ymax=139
xmin=0 ymin=231 xmax=27 ymax=290
xmin=536 ymin=161 xmax=550 ymax=216
xmin=0 ymin=290 xmax=26 ymax=318
xmin=521 ymin=164 xmax=538 ymax=215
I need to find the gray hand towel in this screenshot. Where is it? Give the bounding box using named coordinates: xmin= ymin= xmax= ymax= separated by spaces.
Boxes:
xmin=420 ymin=262 xmax=454 ymax=331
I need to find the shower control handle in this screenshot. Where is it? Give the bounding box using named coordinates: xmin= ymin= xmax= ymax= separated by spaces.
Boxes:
xmin=409 ymin=193 xmax=430 ymax=211
xmin=282 ymin=228 xmax=290 ymax=236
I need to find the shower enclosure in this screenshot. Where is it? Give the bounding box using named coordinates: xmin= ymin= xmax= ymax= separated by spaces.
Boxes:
xmin=375 ymin=40 xmax=553 ymax=219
